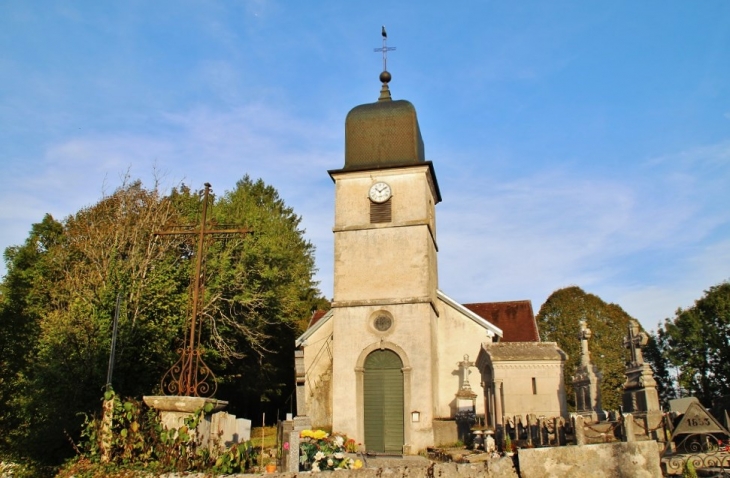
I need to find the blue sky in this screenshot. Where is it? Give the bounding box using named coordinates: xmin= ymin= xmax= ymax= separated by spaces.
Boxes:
xmin=1 ymin=1 xmax=729 ymax=332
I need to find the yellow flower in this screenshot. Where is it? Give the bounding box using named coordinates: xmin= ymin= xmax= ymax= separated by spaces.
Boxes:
xmin=353 ymin=459 xmax=363 ymax=469
xmin=300 ymin=429 xmax=329 ymax=440
xmin=312 ymin=429 xmax=329 ymax=440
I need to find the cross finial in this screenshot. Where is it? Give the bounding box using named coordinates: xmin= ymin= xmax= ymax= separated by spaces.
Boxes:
xmin=578 ymin=319 xmax=592 ymax=367
xmin=623 ymin=319 xmax=648 ymax=366
xmin=374 ymin=25 xmax=396 ymax=75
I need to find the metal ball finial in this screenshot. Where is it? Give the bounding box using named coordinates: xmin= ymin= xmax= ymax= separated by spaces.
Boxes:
xmin=379 ymin=70 xmax=392 ymax=84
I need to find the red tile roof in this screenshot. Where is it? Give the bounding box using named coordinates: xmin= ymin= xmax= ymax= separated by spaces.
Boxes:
xmin=463 ymin=300 xmax=539 ymax=342
xmin=308 ymin=310 xmax=328 ymax=329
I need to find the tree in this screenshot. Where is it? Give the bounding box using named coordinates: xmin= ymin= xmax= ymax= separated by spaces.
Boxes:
xmin=0 ymin=176 xmax=324 ymax=465
xmin=643 ymin=331 xmax=677 ymax=408
xmin=0 ymin=214 xmax=64 ymax=458
xmin=536 ymin=286 xmax=635 ymax=411
xmin=658 ymin=281 xmax=730 ymax=407
xmin=182 ymin=176 xmax=321 ymax=419
xmin=0 ymin=180 xmax=188 ymax=462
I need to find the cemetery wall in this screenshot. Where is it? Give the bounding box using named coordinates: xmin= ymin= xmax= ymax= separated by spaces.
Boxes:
xmin=156 ymin=441 xmax=661 ymax=476
xmin=517 ymin=440 xmax=662 ymax=478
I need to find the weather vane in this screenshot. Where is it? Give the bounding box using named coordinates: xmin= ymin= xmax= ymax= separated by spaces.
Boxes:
xmin=374 ymin=25 xmax=396 ymax=72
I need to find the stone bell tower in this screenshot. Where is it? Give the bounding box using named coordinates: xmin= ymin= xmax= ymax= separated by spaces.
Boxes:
xmin=327 ymin=68 xmax=443 ymax=453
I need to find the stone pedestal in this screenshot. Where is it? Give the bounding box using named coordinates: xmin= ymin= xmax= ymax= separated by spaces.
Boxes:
xmin=455 ymin=390 xmax=477 ymax=444
xmin=622 ymin=363 xmax=660 ymax=414
xmin=143 ymin=395 xmax=229 ymax=450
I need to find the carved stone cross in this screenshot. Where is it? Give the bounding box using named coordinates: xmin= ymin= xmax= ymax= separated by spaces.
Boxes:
xmin=623 ymin=319 xmax=648 ymax=366
xmin=578 ymin=319 xmax=592 ymax=367
xmin=458 ymin=354 xmax=475 ymax=391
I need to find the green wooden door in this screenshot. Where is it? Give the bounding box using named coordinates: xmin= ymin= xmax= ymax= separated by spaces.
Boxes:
xmin=364 ymin=350 xmax=404 ymax=453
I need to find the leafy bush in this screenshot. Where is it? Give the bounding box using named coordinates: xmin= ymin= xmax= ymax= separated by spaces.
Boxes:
xmin=60 ymin=390 xmax=257 ymax=475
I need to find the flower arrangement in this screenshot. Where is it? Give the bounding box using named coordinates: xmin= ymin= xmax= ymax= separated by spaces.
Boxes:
xmin=344 ymin=438 xmax=358 ymax=453
xmin=299 ymin=429 xmax=363 ymax=472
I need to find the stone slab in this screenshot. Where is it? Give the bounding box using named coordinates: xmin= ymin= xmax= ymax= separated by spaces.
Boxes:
xmin=143 ymin=395 xmax=227 ymax=414
xmin=517 ymin=441 xmax=662 ymax=478
xmin=433 ymin=419 xmax=458 ymax=446
xmin=669 ymin=397 xmax=699 ymax=415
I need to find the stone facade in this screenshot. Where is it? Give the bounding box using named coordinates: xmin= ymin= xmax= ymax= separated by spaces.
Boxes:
xmin=296 ymin=291 xmax=502 ymax=453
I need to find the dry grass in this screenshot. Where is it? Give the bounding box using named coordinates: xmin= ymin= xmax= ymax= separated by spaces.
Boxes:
xmin=250 ymin=425 xmax=278 ymax=450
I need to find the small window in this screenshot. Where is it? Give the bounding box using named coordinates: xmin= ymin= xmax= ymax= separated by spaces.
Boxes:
xmin=532 ymin=377 xmax=537 ymax=395
xmin=370 ymin=199 xmax=392 ymax=223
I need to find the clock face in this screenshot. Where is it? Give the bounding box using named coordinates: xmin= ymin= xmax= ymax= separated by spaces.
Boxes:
xmin=368 ymin=181 xmax=392 ymax=203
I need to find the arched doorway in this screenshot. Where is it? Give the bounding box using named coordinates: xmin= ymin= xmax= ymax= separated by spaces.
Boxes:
xmin=363 ymin=349 xmax=404 ymax=453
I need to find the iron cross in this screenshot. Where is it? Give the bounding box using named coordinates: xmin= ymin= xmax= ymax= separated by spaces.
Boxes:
xmin=154 ymin=183 xmax=252 ymax=398
xmin=374 ymin=25 xmax=396 ymax=72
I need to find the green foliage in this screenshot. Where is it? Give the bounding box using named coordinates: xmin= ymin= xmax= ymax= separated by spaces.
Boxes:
xmin=536 ymin=286 xmax=635 ymax=411
xmin=682 ymin=458 xmax=698 ymax=478
xmin=658 ymin=281 xmax=730 ymax=406
xmin=197 ymin=176 xmax=321 ymax=414
xmin=63 ymin=390 xmax=258 ymax=475
xmin=0 ymin=176 xmax=326 ymax=466
xmin=503 ymin=433 xmax=512 ymax=453
xmin=642 ymin=332 xmax=676 ymax=408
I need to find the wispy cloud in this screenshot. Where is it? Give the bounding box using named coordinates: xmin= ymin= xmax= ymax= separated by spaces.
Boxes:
xmin=0 ymin=102 xmax=340 ymax=283
xmin=436 ymin=140 xmax=730 ymax=330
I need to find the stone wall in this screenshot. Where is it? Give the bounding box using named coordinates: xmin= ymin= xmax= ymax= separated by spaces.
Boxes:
xmin=517 ymin=441 xmax=662 ymax=478
xmin=154 ymin=441 xmax=664 ymax=477
xmin=161 ymin=458 xmax=518 ymax=478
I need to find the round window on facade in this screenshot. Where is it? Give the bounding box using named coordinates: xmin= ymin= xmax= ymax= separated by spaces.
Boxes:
xmin=374 ymin=314 xmax=393 ymax=332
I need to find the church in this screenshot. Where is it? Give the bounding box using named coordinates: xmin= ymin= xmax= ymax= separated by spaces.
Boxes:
xmin=294 ymin=68 xmax=567 ymax=454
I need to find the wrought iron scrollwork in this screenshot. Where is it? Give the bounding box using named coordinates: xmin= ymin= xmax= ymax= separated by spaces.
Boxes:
xmin=664 ymin=434 xmax=730 ymax=475
xmin=161 ymin=346 xmax=217 ymax=398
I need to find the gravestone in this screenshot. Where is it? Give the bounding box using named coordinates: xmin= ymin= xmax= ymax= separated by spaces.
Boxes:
xmin=622 ymin=320 xmax=660 ymax=414
xmin=572 ymin=320 xmax=604 ymax=421
xmin=671 ymin=401 xmax=730 ymax=445
xmin=621 ymin=320 xmax=662 ymax=441
xmin=669 ymin=396 xmax=699 ymax=415
xmin=455 ymin=355 xmax=477 ymax=443
xmin=279 ymin=415 xmax=313 ymax=472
